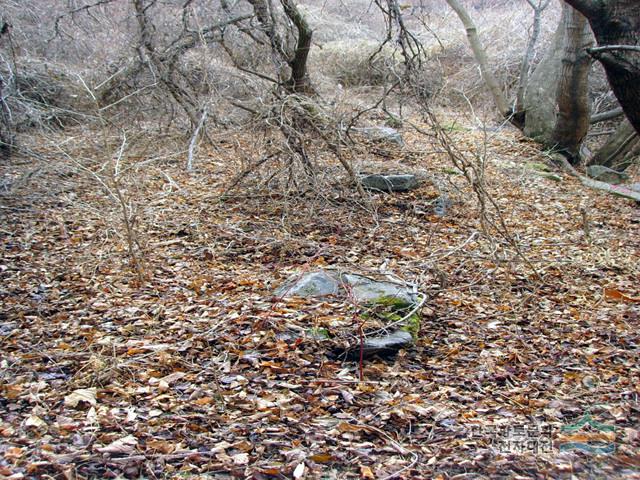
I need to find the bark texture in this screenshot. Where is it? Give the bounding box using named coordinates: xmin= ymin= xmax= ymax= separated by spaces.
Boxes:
xmin=564 ymin=0 xmax=640 ymax=134
xmin=551 ymin=5 xmax=593 ymax=161
xmin=246 ymin=0 xmax=313 ymax=93
xmin=589 ymin=118 xmax=640 ymax=170
xmin=524 ymin=3 xmax=593 ymax=162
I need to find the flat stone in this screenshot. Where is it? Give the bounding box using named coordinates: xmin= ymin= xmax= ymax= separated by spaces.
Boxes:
xmin=273 ymin=271 xmax=340 ymax=298
xmin=629 ymin=183 xmax=640 ymax=193
xmin=341 ymin=330 xmax=414 ymax=359
xmin=274 ymin=270 xmax=417 ymax=304
xmin=586 ymin=165 xmax=630 ymax=184
xmin=340 ymin=273 xmax=417 ymax=304
xmin=434 ymin=196 xmax=452 ymax=217
xmin=354 ymin=126 xmax=404 ymax=146
xmin=361 ymin=174 xmax=419 ymax=192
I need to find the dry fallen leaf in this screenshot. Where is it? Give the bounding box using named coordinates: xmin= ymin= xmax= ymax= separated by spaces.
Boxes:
xmin=24 ymin=414 xmax=47 ymax=430
xmin=604 ymin=288 xmax=640 ymax=303
xmin=360 ymin=465 xmax=375 ymax=479
xmin=96 ymin=435 xmax=138 ymax=454
xmin=293 ymin=462 xmax=306 ymax=479
xmin=231 ymin=452 xmax=249 ymax=465
xmin=309 ymin=453 xmax=333 ymax=464
xmin=64 ymin=388 xmax=97 ymax=408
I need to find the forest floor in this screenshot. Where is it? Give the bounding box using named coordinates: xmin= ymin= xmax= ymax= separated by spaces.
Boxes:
xmin=1 ymin=112 xmax=639 ymax=479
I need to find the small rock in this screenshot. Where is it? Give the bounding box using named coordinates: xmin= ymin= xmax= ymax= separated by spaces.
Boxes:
xmin=525 ymin=161 xmax=552 ymax=172
xmin=629 ymin=183 xmax=640 ymax=193
xmin=273 ymin=271 xmax=340 ymax=298
xmin=535 ymin=172 xmax=563 ymax=182
xmin=361 ymin=174 xmax=419 ymax=192
xmin=353 ymin=126 xmax=404 ymax=146
xmin=434 ymin=196 xmax=452 ymax=217
xmin=274 ymin=270 xmax=417 ymax=304
xmin=340 ymin=273 xmax=417 ymax=304
xmin=586 ymin=165 xmax=630 ymax=184
xmin=273 ymin=270 xmax=416 ymax=303
xmin=340 ymin=330 xmax=414 ymax=359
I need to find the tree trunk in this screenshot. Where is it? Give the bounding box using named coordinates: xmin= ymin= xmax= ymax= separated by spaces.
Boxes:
xmin=563 ymin=0 xmax=640 ymax=135
xmin=246 ymin=0 xmax=313 ymax=93
xmin=280 ymin=0 xmax=313 ymax=93
xmin=589 ymin=118 xmax=640 ymax=170
xmin=550 ymin=5 xmax=593 ymax=162
xmin=524 ymin=3 xmax=593 ymax=163
xmin=523 ymin=5 xmax=567 ymax=142
xmin=444 ymin=0 xmax=510 ymax=117
xmin=514 ymin=0 xmax=550 ymax=125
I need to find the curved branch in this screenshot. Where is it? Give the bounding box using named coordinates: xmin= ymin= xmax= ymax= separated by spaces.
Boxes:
xmin=562 ymin=0 xmax=604 ymax=18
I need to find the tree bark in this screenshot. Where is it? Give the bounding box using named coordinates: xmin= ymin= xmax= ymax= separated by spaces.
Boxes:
xmin=280 ymin=0 xmax=313 ymax=93
xmin=444 ymin=0 xmax=510 ymax=117
xmin=563 ymin=0 xmax=640 ymax=135
xmin=523 ymin=5 xmax=567 ymax=142
xmin=589 ymin=118 xmax=640 ymax=170
xmin=550 ymin=5 xmax=593 ymax=162
xmin=514 ymin=0 xmax=550 ymax=124
xmin=246 ymin=0 xmax=313 ymax=93
xmin=524 ymin=4 xmax=593 ymax=163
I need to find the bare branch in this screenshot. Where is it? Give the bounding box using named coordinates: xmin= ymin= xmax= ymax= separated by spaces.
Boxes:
xmin=590 ymin=107 xmax=624 ymax=124
xmin=589 ymin=45 xmax=640 ymax=55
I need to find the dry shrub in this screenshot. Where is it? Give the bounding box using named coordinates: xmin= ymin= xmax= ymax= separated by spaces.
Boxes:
xmin=10 ymin=59 xmax=92 ymax=129
xmin=310 ymin=41 xmax=402 ymax=88
xmin=425 ymin=1 xmax=560 ymax=109
xmin=299 ymin=1 xmax=383 ymax=43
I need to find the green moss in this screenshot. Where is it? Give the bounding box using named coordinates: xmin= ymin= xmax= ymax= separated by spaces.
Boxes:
xmin=440 ymin=121 xmax=468 ymax=133
xmin=308 ymin=327 xmax=330 ymax=340
xmin=399 ymin=312 xmax=421 ymax=339
xmin=525 ymin=161 xmax=551 ymax=172
xmin=370 ymin=296 xmax=413 ymax=309
xmin=535 ymin=172 xmax=563 ymax=182
xmin=385 ymin=115 xmax=403 ymax=129
xmin=363 ymin=296 xmax=421 ymax=340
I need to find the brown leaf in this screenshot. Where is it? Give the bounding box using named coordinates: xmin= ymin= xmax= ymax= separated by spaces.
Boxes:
xmin=96 ymin=435 xmax=138 ymax=454
xmin=64 ymin=388 xmax=97 ymax=408
xmin=604 ymin=288 xmax=640 ymax=303
xmin=360 ymin=465 xmax=375 ymax=479
xmin=309 ymin=453 xmax=333 ymax=464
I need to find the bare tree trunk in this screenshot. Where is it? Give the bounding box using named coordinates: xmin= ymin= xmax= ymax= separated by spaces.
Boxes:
xmin=132 ymin=0 xmax=199 ymax=127
xmin=563 ymin=0 xmax=640 ymax=135
xmin=514 ymin=0 xmax=550 ymax=125
xmin=280 ymin=0 xmax=313 ymax=93
xmin=246 ymin=0 xmax=313 ymax=93
xmin=524 ymin=3 xmax=593 ymax=163
xmin=589 ymin=118 xmax=640 ymax=170
xmin=444 ymin=0 xmax=510 ymax=117
xmin=550 ymin=5 xmax=593 ymax=162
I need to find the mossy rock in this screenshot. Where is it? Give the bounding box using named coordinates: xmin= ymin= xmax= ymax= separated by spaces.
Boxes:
xmin=307 ymin=327 xmax=331 ymax=340
xmin=525 ymin=161 xmax=552 ymax=172
xmin=364 ymin=295 xmax=421 ymax=341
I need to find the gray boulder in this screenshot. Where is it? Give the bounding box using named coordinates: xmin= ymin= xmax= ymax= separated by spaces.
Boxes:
xmin=354 ymin=126 xmax=404 ymax=146
xmin=341 ymin=273 xmax=417 ymax=304
xmin=273 ymin=270 xmax=340 ymax=298
xmin=361 ymin=174 xmax=419 ymax=192
xmin=341 ymin=330 xmax=414 ymax=359
xmin=274 ymin=270 xmax=417 ymax=304
xmin=586 ymin=165 xmax=630 ymax=184
xmin=274 ymin=270 xmax=422 ymax=358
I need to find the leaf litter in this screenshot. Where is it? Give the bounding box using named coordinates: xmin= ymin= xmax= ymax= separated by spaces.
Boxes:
xmin=0 ymin=119 xmax=639 ymax=479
